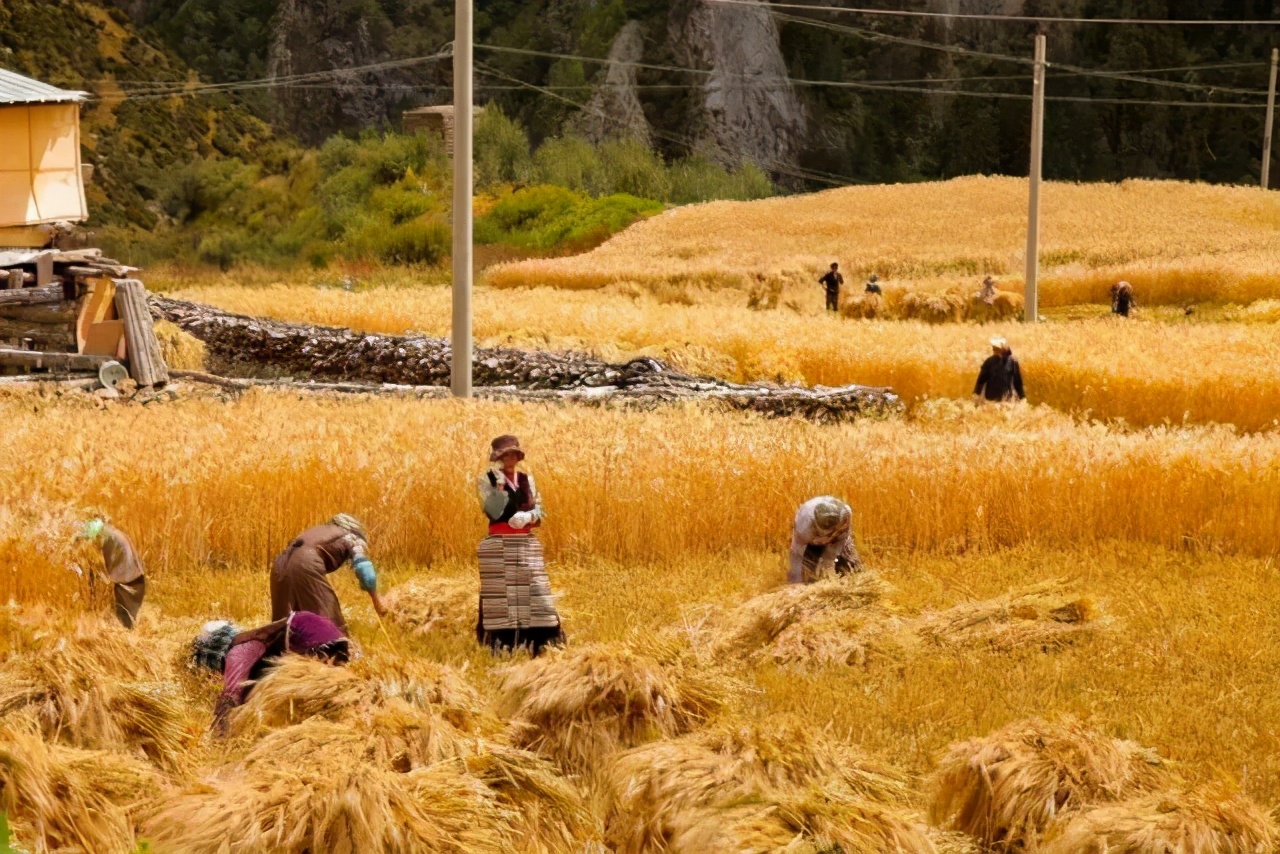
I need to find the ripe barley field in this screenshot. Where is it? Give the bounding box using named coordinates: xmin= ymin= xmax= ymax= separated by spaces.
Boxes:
xmin=1 ymin=390 xmax=1279 ymax=852
xmin=487 ymin=177 xmax=1280 ymax=307
xmin=162 ymin=278 xmax=1280 ymax=431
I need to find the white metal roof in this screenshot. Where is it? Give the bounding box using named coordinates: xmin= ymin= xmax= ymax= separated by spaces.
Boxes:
xmin=0 ymin=68 xmax=86 ymax=105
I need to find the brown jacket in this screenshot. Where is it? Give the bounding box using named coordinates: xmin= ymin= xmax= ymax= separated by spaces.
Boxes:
xmin=270 ymin=524 xmax=358 ymax=629
xmin=101 ymin=525 xmax=144 ymax=584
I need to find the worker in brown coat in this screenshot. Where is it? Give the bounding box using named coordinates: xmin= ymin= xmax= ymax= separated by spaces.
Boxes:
xmin=270 ymin=513 xmax=386 ymax=632
xmin=76 ymin=518 xmax=146 ymax=629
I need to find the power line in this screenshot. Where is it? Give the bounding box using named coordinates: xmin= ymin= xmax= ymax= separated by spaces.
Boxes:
xmin=707 ymin=0 xmax=1280 ymax=27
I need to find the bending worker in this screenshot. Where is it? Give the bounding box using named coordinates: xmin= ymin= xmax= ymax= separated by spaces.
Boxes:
xmin=75 ymin=517 xmax=146 ymax=629
xmin=192 ymin=611 xmax=349 ymax=734
xmin=789 ymin=496 xmax=863 ymax=584
xmin=270 ymin=513 xmax=384 ymax=632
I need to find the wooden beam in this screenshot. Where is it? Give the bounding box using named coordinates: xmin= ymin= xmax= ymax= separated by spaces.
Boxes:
xmin=0 ymin=286 xmax=63 ymax=307
xmin=115 ymin=280 xmax=168 ymax=387
xmin=0 ymin=348 xmax=109 ymax=371
xmin=0 ymin=319 xmax=74 ymax=348
xmin=0 ymin=225 xmax=54 ymax=249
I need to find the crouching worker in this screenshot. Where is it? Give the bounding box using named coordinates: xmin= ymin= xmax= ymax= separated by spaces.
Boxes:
xmin=192 ymin=611 xmax=350 ymax=734
xmin=270 ymin=513 xmax=385 ymax=633
xmin=75 ymin=517 xmax=146 ymax=629
xmin=789 ymin=496 xmax=864 ymax=584
xmin=476 ymin=435 xmax=565 ymax=656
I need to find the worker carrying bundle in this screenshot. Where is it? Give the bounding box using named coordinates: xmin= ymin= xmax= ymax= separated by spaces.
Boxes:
xmin=476 ymin=435 xmax=565 ymax=656
xmin=75 ymin=517 xmax=146 ymax=629
xmin=191 ymin=611 xmax=350 ymax=734
xmin=1111 ymin=280 xmax=1135 ymax=317
xmin=788 ymin=496 xmax=864 ymax=584
xmin=270 ymin=514 xmax=385 ymax=633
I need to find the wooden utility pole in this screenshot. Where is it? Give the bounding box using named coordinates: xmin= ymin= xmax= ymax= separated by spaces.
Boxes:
xmin=451 ymin=0 xmax=474 ymax=397
xmin=1263 ymin=48 xmax=1278 ymax=191
xmin=1024 ymin=33 xmax=1047 ymax=323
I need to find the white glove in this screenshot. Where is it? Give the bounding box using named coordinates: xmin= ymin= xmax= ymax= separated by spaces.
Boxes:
xmin=509 ymin=511 xmax=533 ymax=529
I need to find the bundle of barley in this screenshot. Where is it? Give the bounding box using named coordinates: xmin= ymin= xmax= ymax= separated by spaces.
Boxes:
xmin=703 ymin=574 xmax=890 ymax=661
xmin=465 ymin=743 xmax=600 ymax=853
xmin=382 ymin=576 xmax=478 ymax=639
xmin=0 ymin=720 xmax=161 ymax=854
xmin=901 ymin=290 xmax=967 ymax=324
xmin=913 ymin=581 xmax=1096 ymax=653
xmin=605 ymin=721 xmax=928 ymax=854
xmin=968 ymin=291 xmax=1024 ymax=323
xmin=146 ymin=719 xmax=512 ymax=854
xmin=0 ymin=617 xmax=189 ymax=768
xmin=1040 ymin=786 xmax=1279 ymax=854
xmin=154 ymin=319 xmax=207 ymax=370
xmin=929 ymin=718 xmax=1171 ymax=851
xmin=229 ymin=653 xmax=487 ymax=740
xmin=496 ymin=642 xmax=726 ymax=775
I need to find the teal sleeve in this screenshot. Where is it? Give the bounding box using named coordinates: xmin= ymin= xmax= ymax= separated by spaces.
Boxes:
xmin=352 ymin=556 xmax=377 ymax=593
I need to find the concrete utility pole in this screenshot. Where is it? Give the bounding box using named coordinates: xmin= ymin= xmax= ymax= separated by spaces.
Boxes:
xmin=1263 ymin=48 xmax=1278 ymax=191
xmin=1024 ymin=33 xmax=1047 ymax=323
xmin=451 ymin=0 xmax=474 ymax=397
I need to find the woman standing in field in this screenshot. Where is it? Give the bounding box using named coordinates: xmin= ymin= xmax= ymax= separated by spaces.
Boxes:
xmin=476 ymin=435 xmax=564 ymax=655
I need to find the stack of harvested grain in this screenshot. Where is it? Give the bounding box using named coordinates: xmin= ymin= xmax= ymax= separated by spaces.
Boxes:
xmin=606 ymin=720 xmax=935 ymax=854
xmin=0 ymin=716 xmax=161 ymax=854
xmin=382 ymin=575 xmax=479 ymax=639
xmin=913 ymin=580 xmax=1096 ymax=653
xmin=497 ymin=641 xmax=727 ymax=776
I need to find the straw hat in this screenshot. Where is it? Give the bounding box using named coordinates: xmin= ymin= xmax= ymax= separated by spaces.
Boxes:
xmin=490 ymin=435 xmax=525 ymax=462
xmin=989 ymin=336 xmax=1009 ymax=351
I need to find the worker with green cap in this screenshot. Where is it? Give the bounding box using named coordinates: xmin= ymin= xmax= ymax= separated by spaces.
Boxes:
xmin=788 ymin=496 xmax=863 ymax=584
xmin=75 ymin=517 xmax=146 ymax=628
xmin=269 ymin=513 xmax=385 ymax=632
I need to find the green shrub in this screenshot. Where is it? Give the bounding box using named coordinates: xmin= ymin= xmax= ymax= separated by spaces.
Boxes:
xmin=476 ymin=185 xmax=661 ymax=251
xmin=349 ymin=217 xmax=450 ymax=265
xmin=475 ymin=107 xmax=532 ymax=188
xmin=532 ymin=136 xmax=607 ymax=195
xmin=669 ymin=157 xmax=774 ymax=204
xmin=598 ymin=138 xmax=671 ymax=201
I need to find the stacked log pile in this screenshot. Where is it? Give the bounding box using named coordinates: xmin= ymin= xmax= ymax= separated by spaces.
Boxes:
xmin=0 ymin=249 xmax=168 ymax=386
xmin=153 ymin=297 xmax=901 ymax=421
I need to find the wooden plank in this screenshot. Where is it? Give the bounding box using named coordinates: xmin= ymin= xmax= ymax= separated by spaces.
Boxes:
xmin=0 ymin=286 xmax=63 ymax=307
xmin=0 ymin=225 xmax=54 ymax=249
xmin=4 ymin=302 xmax=77 ymax=324
xmin=83 ymin=320 xmax=125 ymax=357
xmin=0 ymin=348 xmax=109 ymax=371
xmin=115 ymin=279 xmax=168 ymax=387
xmin=34 ymin=255 xmax=53 ymax=287
xmin=75 ymin=278 xmax=116 ymax=353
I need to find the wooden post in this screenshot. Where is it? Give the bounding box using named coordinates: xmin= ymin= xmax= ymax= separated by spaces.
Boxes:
xmin=452 ymin=0 xmax=474 ymax=398
xmin=1025 ymin=33 xmax=1047 ymax=323
xmin=5 ymin=270 xmax=21 ymax=290
xmin=114 ymin=280 xmax=169 ymax=388
xmin=1264 ymin=48 xmax=1278 ymax=191
xmin=34 ymin=255 xmax=53 ymax=288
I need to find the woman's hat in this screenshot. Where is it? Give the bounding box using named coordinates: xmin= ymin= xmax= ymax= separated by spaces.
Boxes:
xmin=490 ymin=435 xmax=525 ymax=462
xmin=330 ymin=513 xmax=368 ymax=542
xmin=989 ymin=336 xmax=1009 ymax=350
xmin=191 ymin=620 xmax=241 ymax=673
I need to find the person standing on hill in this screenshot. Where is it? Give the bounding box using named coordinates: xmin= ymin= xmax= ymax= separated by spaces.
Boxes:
xmin=1111 ymin=281 xmax=1135 ymax=317
xmin=788 ymin=496 xmax=863 ymax=584
xmin=75 ymin=517 xmax=146 ymax=629
xmin=270 ymin=513 xmax=385 ymax=633
xmin=973 ymin=337 xmax=1025 ymax=403
xmin=818 ymin=262 xmax=844 ymax=312
xmin=865 ymin=274 xmax=883 ymax=295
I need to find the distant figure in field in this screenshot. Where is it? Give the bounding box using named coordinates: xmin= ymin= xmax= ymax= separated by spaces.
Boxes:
xmin=864 ymin=273 xmax=882 ymax=295
xmin=788 ymin=496 xmax=863 ymax=584
xmin=270 ymin=513 xmax=385 ymax=633
xmin=1111 ymin=281 xmax=1135 ymax=317
xmin=818 ymin=262 xmax=844 ymax=312
xmin=978 ymin=276 xmax=998 ymax=305
xmin=192 ymin=611 xmax=350 ymax=734
xmin=974 ymin=337 xmax=1025 ymax=403
xmin=76 ymin=517 xmax=146 ymax=629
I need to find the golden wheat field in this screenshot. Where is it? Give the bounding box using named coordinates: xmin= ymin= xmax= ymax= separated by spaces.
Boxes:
xmin=161 ymin=278 xmax=1280 ymax=431
xmin=487 ymin=177 xmax=1280 ymax=307
xmin=1 ymin=387 xmax=1280 ymax=852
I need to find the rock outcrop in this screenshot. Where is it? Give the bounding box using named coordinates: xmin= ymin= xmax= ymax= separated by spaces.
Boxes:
xmin=668 ymin=0 xmax=807 ymax=175
xmin=576 ymin=21 xmax=653 ymax=146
